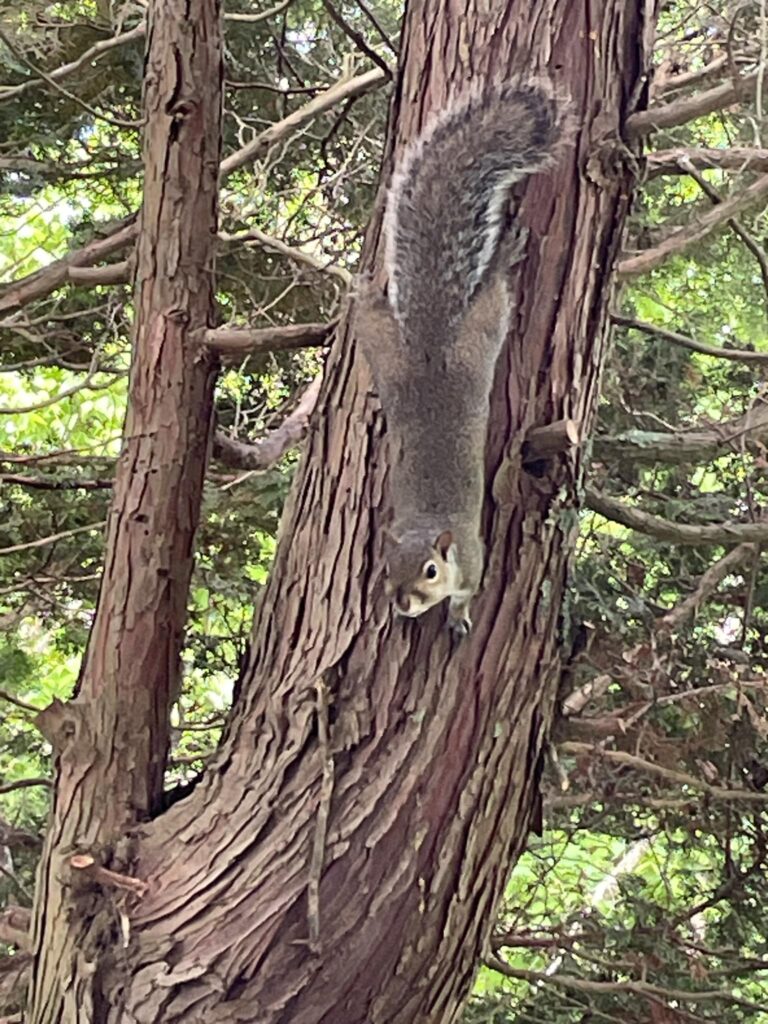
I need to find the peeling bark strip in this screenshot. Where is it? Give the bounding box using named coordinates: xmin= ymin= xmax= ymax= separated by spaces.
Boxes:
xmin=89 ymin=3 xmax=650 ymax=1024
xmin=26 ymin=0 xmax=222 ymax=1020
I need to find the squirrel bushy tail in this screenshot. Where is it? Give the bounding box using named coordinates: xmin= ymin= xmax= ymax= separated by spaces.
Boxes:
xmin=383 ymin=80 xmax=567 ymax=342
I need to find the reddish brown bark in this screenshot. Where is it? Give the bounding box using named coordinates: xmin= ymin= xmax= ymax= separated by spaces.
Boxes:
xmin=26 ymin=0 xmax=653 ymax=1021
xmin=26 ymin=0 xmax=222 ymax=1018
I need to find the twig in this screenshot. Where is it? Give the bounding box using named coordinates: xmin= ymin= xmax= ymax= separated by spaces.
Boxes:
xmin=223 ymin=0 xmax=293 ymax=22
xmin=220 ymin=67 xmax=385 ymax=176
xmin=353 ymin=0 xmax=398 ymax=54
xmin=0 ymin=473 xmax=113 ymax=491
xmin=611 ymin=314 xmax=768 ymax=364
xmin=484 ymin=955 xmax=768 ymax=1013
xmin=646 ymin=146 xmax=768 ymax=178
xmin=320 ymin=0 xmax=393 ymax=78
xmin=0 ymin=68 xmax=386 ymax=313
xmin=677 ymin=154 xmax=768 ymax=300
xmin=0 ymin=29 xmax=141 ymax=130
xmin=617 ymin=172 xmax=768 ymax=277
xmin=0 ymin=520 xmax=106 ymax=556
xmin=0 ymin=22 xmax=146 ymax=103
xmin=0 ymin=777 xmax=51 ymax=795
xmin=0 ymin=689 xmax=41 ymax=714
xmin=220 ymin=228 xmax=352 ymax=284
xmin=559 ymin=742 xmax=768 ymax=803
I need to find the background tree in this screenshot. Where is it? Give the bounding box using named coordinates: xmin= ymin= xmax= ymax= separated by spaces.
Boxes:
xmin=0 ymin=0 xmax=767 ymax=1022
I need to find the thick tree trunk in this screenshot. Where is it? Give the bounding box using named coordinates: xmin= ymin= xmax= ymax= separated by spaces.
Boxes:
xmin=27 ymin=1 xmax=653 ymax=1022
xmin=26 ymin=0 xmax=222 ymax=1019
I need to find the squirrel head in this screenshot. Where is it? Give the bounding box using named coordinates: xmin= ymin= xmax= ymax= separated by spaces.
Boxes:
xmin=383 ymin=528 xmax=462 ymax=618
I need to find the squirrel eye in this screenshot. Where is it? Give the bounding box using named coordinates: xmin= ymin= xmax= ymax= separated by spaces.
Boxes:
xmin=424 ymin=562 xmax=438 ymax=580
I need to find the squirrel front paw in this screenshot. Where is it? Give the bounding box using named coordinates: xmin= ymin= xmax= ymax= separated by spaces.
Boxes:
xmin=448 ymin=596 xmax=473 ymax=637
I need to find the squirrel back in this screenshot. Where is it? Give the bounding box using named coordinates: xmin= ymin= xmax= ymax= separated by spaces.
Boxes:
xmin=357 ymin=79 xmax=569 ymax=634
xmin=384 ymin=80 xmax=566 ymax=348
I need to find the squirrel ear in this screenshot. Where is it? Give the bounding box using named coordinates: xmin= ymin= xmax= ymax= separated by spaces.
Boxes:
xmin=434 ymin=530 xmax=453 ymax=558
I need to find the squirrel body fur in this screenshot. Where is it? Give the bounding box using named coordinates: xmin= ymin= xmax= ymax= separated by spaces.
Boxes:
xmin=356 ymin=80 xmax=568 ymax=633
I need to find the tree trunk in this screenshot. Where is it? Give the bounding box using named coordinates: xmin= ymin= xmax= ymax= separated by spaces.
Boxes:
xmin=26 ymin=0 xmax=222 ymax=1018
xmin=27 ymin=0 xmax=653 ymax=1021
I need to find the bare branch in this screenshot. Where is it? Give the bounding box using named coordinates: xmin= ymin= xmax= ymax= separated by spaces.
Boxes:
xmin=220 ymin=67 xmax=386 ymax=176
xmin=0 ymin=777 xmax=51 ymax=795
xmin=559 ymin=741 xmax=768 ymax=804
xmin=0 ymin=689 xmax=41 ymax=714
xmin=485 ymin=955 xmax=768 ymax=1013
xmin=585 ymin=488 xmax=768 ymax=545
xmin=205 ymin=321 xmax=335 ymax=360
xmin=594 ymin=402 xmax=768 ymax=465
xmin=678 ymin=154 xmax=768 ymax=297
xmin=654 ymin=54 xmax=729 ymax=94
xmin=320 ymin=1 xmax=393 ymax=78
xmin=0 ymin=218 xmax=137 ymax=315
xmin=0 ymin=22 xmax=146 ymax=104
xmin=0 ymin=520 xmax=105 ymax=556
xmin=617 ymin=172 xmax=768 ymax=277
xmin=213 ymin=374 xmax=322 ymax=471
xmin=646 ymin=146 xmax=768 ymax=178
xmin=627 ymin=71 xmax=758 ymax=137
xmin=68 ymin=261 xmax=131 ymax=287
xmin=0 ymin=28 xmax=141 ymax=130
xmin=0 ymin=473 xmax=112 ymax=491
xmin=657 ymin=543 xmax=758 ymax=633
xmin=223 ymin=0 xmax=293 ymax=21
xmin=0 ymin=68 xmax=386 ymax=313
xmin=611 ymin=314 xmax=768 ymax=364
xmin=220 ymin=228 xmax=353 ymax=284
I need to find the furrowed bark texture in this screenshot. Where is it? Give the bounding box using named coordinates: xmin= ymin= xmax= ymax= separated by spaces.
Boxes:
xmin=100 ymin=3 xmax=651 ymax=1023
xmin=26 ymin=0 xmax=222 ymax=1019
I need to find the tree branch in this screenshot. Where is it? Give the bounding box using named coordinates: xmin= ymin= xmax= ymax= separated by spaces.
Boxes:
xmin=0 ymin=219 xmax=137 ymax=315
xmin=213 ymin=375 xmax=322 ymax=471
xmin=559 ymin=742 xmax=768 ymax=804
xmin=0 ymin=23 xmax=146 ymax=104
xmin=485 ymin=955 xmax=768 ymax=1013
xmin=611 ymin=314 xmax=768 ymax=364
xmin=646 ymin=146 xmax=768 ymax=179
xmin=0 ymin=521 xmax=105 ymax=556
xmin=205 ymin=321 xmax=335 ymax=360
xmin=627 ymin=71 xmax=758 ymax=137
xmin=0 ymin=67 xmax=385 ymax=313
xmin=0 ymin=777 xmax=51 ymax=795
xmin=593 ymin=402 xmax=768 ymax=464
xmin=678 ymin=154 xmax=768 ymax=297
xmin=617 ymin=172 xmax=768 ymax=277
xmin=219 ymin=66 xmax=385 ymax=176
xmin=219 ymin=228 xmax=353 ymax=284
xmin=585 ymin=488 xmax=768 ymax=544
xmin=657 ymin=543 xmax=758 ymax=633
xmin=320 ymin=1 xmax=393 ymax=78
xmin=0 ymin=473 xmax=113 ymax=491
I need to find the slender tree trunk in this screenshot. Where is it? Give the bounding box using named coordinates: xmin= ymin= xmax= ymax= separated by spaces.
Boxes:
xmin=26 ymin=0 xmax=222 ymax=1018
xmin=27 ymin=0 xmax=654 ymax=1021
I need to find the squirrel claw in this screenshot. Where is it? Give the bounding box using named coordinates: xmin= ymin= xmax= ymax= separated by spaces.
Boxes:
xmin=448 ymin=613 xmax=472 ymax=638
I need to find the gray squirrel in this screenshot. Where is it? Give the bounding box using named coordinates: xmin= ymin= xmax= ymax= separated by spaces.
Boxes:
xmin=355 ymin=79 xmax=569 ymax=634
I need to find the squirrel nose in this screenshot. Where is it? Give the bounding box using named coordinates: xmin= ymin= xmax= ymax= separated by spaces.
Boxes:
xmin=394 ymin=589 xmax=410 ymax=614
